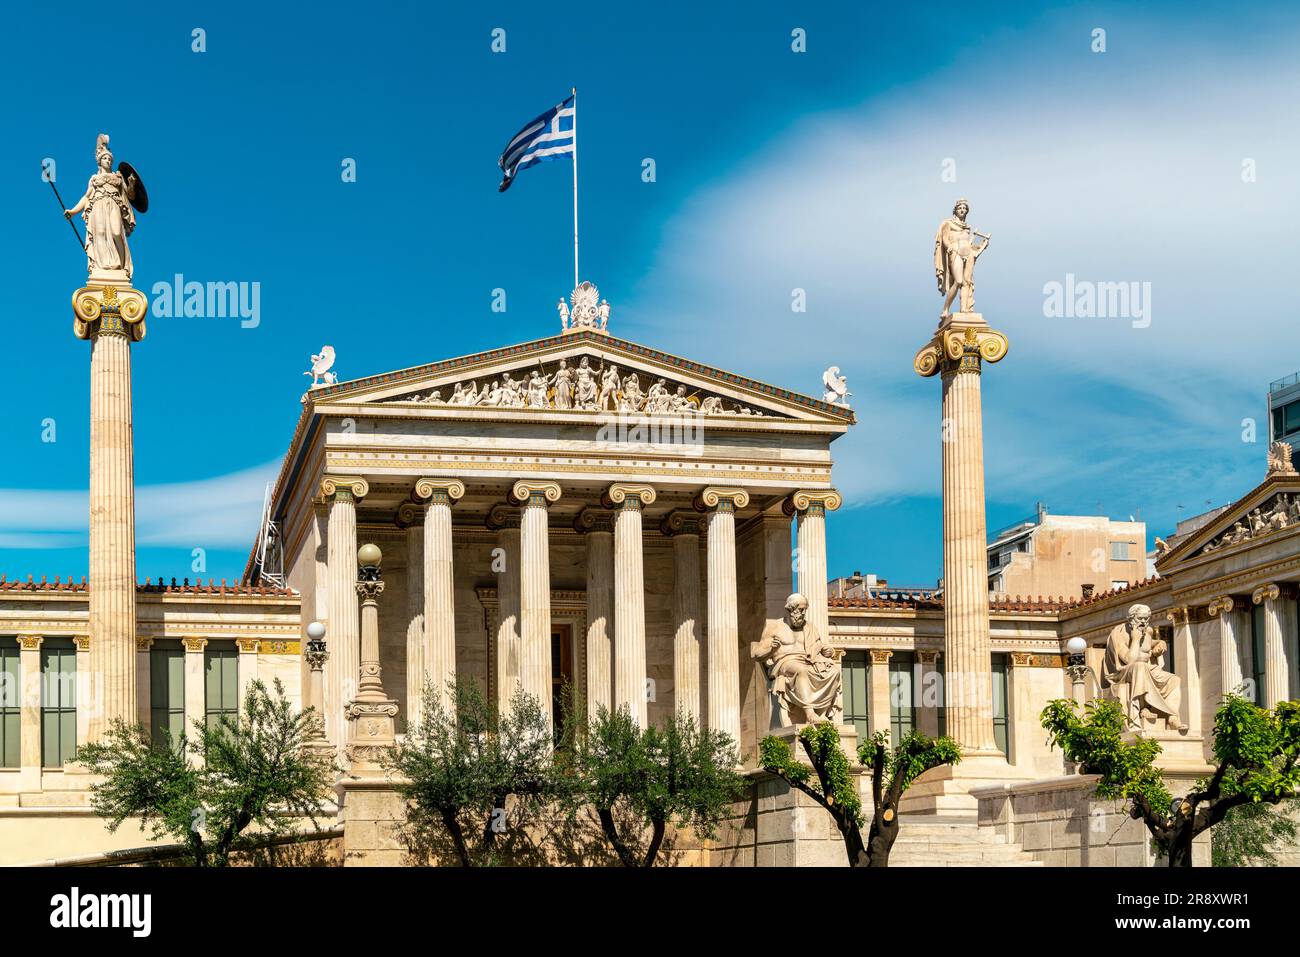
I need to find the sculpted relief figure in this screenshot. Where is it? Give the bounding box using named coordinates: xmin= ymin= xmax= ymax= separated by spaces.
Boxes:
xmin=1101 ymin=603 xmax=1186 ymax=733
xmin=750 ymin=594 xmax=843 ymax=726
xmin=934 ymin=198 xmax=990 ymax=318
xmin=551 ymin=359 xmax=573 ymax=409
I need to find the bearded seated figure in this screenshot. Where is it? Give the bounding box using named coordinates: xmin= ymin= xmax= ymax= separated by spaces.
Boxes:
xmin=750 ymin=593 xmax=842 ymax=727
xmin=1101 ymin=603 xmax=1186 ymax=733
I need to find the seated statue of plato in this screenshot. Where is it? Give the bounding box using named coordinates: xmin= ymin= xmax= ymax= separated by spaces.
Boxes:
xmin=1101 ymin=603 xmax=1186 ymax=733
xmin=750 ymin=593 xmax=843 ymax=726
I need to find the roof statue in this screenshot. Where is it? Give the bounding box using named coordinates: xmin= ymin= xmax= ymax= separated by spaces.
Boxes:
xmin=62 ymin=133 xmax=148 ymax=282
xmin=822 ymin=366 xmax=851 ymax=407
xmin=305 ymin=346 xmax=338 ymax=387
xmin=562 ymin=281 xmax=610 ymax=334
xmin=934 ymin=198 xmax=990 ymax=318
xmin=1268 ymin=440 xmax=1297 ymax=477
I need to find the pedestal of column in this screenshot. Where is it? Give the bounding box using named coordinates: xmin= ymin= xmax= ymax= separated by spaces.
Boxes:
xmin=345 ymin=574 xmax=398 ymax=772
xmin=607 ymin=484 xmax=655 ymax=726
xmin=698 ymin=487 xmax=748 ymax=745
xmin=416 ymin=478 xmax=465 ymax=719
xmin=662 ymin=512 xmax=704 ymax=724
xmin=73 ymin=284 xmax=148 ymax=742
xmin=1252 ymin=584 xmax=1293 ymax=707
xmin=785 ymin=490 xmax=842 ymax=644
xmin=513 ymin=481 xmax=561 ymax=720
xmin=487 ymin=505 xmax=522 ymax=714
xmin=322 ymin=477 xmax=368 ymax=746
xmin=576 ymin=508 xmax=616 ymax=721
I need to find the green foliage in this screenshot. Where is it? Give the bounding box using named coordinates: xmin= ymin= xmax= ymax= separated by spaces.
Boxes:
xmin=387 ymin=678 xmax=562 ymax=866
xmin=77 ymin=679 xmax=334 ymax=866
xmin=866 ymin=729 xmax=963 ymax=794
xmin=1210 ymin=696 xmax=1300 ymax=803
xmin=799 ymin=723 xmax=863 ymax=825
xmin=1040 ymin=697 xmax=1172 ymax=818
xmin=1211 ymin=800 xmax=1300 ymax=867
xmin=576 ymin=706 xmax=745 ymax=867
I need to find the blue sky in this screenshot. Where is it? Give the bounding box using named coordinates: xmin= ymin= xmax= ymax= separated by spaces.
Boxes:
xmin=1 ymin=1 xmax=1296 ymax=588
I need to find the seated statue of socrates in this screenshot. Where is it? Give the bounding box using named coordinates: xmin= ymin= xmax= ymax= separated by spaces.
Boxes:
xmin=1101 ymin=603 xmax=1186 ymax=733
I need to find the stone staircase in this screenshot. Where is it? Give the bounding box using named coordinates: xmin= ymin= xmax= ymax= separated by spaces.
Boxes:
xmin=889 ymin=815 xmax=1043 ymax=867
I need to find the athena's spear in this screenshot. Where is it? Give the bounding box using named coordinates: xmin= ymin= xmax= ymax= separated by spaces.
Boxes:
xmin=45 ymin=173 xmax=85 ymax=250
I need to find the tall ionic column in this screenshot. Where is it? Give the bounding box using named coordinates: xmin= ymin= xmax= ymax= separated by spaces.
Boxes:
xmin=606 ymin=484 xmax=655 ymax=727
xmin=915 ymin=316 xmax=1008 ymax=757
xmin=487 ymin=505 xmax=522 ymax=714
xmin=575 ymin=508 xmax=616 ymax=721
xmin=786 ymin=490 xmax=843 ymax=643
xmin=698 ymin=487 xmax=749 ymax=744
xmin=73 ymin=284 xmax=148 ymax=741
xmin=1166 ymin=606 xmax=1202 ymax=737
xmin=1252 ymin=585 xmax=1292 ymax=706
xmin=416 ymin=478 xmax=465 ymax=718
xmin=396 ymin=502 xmax=425 ymax=726
xmin=1209 ymin=596 xmax=1243 ymax=698
xmin=513 ymin=481 xmax=562 ymax=719
xmin=662 ymin=512 xmax=704 ymax=723
xmin=321 ymin=477 xmax=368 ymax=745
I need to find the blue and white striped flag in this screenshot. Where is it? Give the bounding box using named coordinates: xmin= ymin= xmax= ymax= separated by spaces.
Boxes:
xmin=497 ymin=95 xmax=575 ymax=192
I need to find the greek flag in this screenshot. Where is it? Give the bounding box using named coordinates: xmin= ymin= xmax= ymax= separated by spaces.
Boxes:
xmin=497 ymin=94 xmax=575 ymax=192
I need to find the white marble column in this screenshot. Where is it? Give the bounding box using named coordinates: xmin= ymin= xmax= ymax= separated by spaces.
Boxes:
xmin=416 ymin=478 xmax=465 ymax=719
xmin=787 ymin=490 xmax=842 ymax=644
xmin=1208 ymin=596 xmax=1243 ymax=698
xmin=17 ymin=636 xmax=42 ymax=783
xmin=322 ymin=477 xmax=367 ymax=745
xmin=135 ymin=637 xmax=152 ymax=730
xmin=607 ymin=484 xmax=655 ymax=727
xmin=868 ymin=649 xmax=893 ymax=739
xmin=576 ymin=508 xmax=616 ymax=721
xmin=699 ymin=486 xmax=748 ymax=744
xmin=513 ymin=481 xmax=561 ymax=718
xmin=313 ymin=504 xmax=329 ymax=627
xmin=1252 ymin=584 xmax=1292 ymax=707
xmin=236 ymin=639 xmax=259 ymax=712
xmin=662 ymin=512 xmax=704 ymax=724
xmin=75 ymin=635 xmax=92 ymax=748
xmin=488 ymin=505 xmax=523 ymax=714
xmin=182 ymin=637 xmax=207 ymax=739
xmin=397 ymin=502 xmax=425 ymax=726
xmin=1166 ymin=606 xmax=1201 ymax=737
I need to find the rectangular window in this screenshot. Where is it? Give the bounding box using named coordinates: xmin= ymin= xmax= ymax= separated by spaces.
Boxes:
xmin=842 ymin=651 xmax=870 ymax=742
xmin=991 ymin=654 xmax=1010 ymax=759
xmin=204 ymin=642 xmax=239 ymax=731
xmin=150 ymin=641 xmax=186 ymax=748
xmin=889 ymin=652 xmax=917 ymax=746
xmin=1109 ymin=541 xmax=1132 ymax=561
xmin=0 ymin=639 xmax=18 ymax=768
xmin=41 ymin=639 xmax=77 ymax=767
xmin=1251 ymin=604 xmax=1266 ymax=704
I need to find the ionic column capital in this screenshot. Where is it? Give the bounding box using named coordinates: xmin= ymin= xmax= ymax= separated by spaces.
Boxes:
xmin=414 ymin=477 xmax=466 ymax=505
xmin=182 ymin=636 xmax=208 ymax=653
xmin=914 ymin=323 xmax=1009 ymax=378
xmin=868 ymin=649 xmax=893 ymax=664
xmin=72 ymin=284 xmax=148 ymax=342
xmin=660 ymin=511 xmax=704 ymax=537
xmin=1253 ymin=583 xmax=1281 ymax=605
xmin=236 ymin=638 xmax=260 ymax=654
xmin=1208 ymin=595 xmax=1236 ymax=617
xmin=510 ymin=480 xmax=562 ymax=507
xmin=319 ymin=476 xmax=369 ymax=503
xmin=1166 ymin=606 xmax=1192 ymax=627
xmin=694 ymin=486 xmax=750 ymax=512
xmin=575 ymin=507 xmax=616 ymax=535
xmin=782 ymin=489 xmax=843 ymax=516
xmin=395 ymin=502 xmax=425 ymax=528
xmin=604 ymin=482 xmax=656 ymax=510
xmin=486 ymin=503 xmax=522 ymax=530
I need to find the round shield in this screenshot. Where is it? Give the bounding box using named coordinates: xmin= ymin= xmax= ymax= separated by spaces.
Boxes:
xmin=118 ymin=161 xmax=149 ymax=212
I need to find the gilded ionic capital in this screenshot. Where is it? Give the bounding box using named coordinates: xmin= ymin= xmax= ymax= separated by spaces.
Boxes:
xmin=1252 ymin=583 xmax=1282 ymax=605
xmin=16 ymin=634 xmax=44 ymax=651
xmin=914 ymin=323 xmax=1008 ymax=378
xmin=782 ymin=489 xmax=843 ymax=516
xmin=660 ymin=511 xmax=704 ymax=537
xmin=72 ymin=284 xmax=148 ymax=342
xmin=236 ymin=638 xmax=260 ymax=654
xmin=1166 ymin=606 xmax=1191 ymax=627
xmin=413 ymin=477 xmax=466 ymax=505
xmin=510 ymin=480 xmax=562 ymax=507
xmin=1207 ymin=596 xmax=1236 ymax=618
xmin=182 ymin=636 xmax=208 ymax=653
xmin=868 ymin=649 xmax=893 ymax=665
xmin=574 ymin=507 xmax=616 ymax=535
xmin=694 ymin=486 xmax=750 ymax=512
xmin=604 ymin=482 xmax=656 ymax=510
xmin=319 ymin=476 xmax=369 ymax=503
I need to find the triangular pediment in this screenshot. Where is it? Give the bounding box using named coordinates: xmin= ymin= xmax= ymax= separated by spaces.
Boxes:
xmin=306 ymin=330 xmax=855 ymax=425
xmin=1156 ymin=471 xmax=1300 ymax=570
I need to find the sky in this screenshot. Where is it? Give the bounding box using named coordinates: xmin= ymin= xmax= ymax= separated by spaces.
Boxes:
xmin=1 ymin=0 xmax=1297 ymax=588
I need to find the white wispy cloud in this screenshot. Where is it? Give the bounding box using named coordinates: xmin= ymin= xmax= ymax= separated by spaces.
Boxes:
xmin=0 ymin=461 xmax=280 ymax=551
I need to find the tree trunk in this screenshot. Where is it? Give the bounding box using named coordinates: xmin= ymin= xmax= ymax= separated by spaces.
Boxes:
xmin=839 ymin=816 xmax=870 ymax=867
xmin=441 ymin=807 xmax=472 ymax=866
xmin=597 ymin=806 xmax=640 ymax=867
xmin=642 ymin=818 xmax=666 ymax=867
xmin=1165 ymin=821 xmax=1197 ymax=867
xmin=866 ymin=817 xmax=898 ymax=867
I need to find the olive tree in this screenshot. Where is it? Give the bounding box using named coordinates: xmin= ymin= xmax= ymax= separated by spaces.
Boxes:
xmin=1041 ymin=694 xmax=1300 ymax=867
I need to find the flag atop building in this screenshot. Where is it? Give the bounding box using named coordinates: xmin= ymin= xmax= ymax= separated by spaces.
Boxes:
xmin=497 ymin=94 xmax=575 ymax=192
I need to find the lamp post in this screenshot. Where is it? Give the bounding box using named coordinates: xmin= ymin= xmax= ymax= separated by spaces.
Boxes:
xmin=345 ymin=544 xmax=398 ymax=771
xmin=1065 ymin=636 xmax=1089 ymax=707
xmin=304 ymin=621 xmax=328 ymax=744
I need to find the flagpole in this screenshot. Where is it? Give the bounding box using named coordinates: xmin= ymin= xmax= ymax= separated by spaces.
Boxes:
xmin=571 ymin=86 xmax=579 ymax=290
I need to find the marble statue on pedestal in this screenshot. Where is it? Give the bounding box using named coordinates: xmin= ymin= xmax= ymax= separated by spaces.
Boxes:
xmin=934 ymin=198 xmax=990 ymax=318
xmin=1101 ymin=603 xmax=1186 ymax=732
xmin=751 ymin=593 xmax=843 ymax=725
xmin=64 ymin=134 xmax=142 ymax=281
